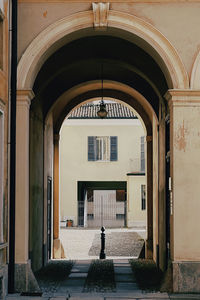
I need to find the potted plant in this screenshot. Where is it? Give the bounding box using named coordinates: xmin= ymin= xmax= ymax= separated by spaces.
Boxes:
xmin=66 ymin=219 xmax=73 ymax=227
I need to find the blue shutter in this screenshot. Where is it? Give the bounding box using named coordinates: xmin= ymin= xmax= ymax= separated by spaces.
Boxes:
xmin=88 ymin=136 xmax=96 ymax=161
xmin=110 ymin=136 xmax=118 ymax=161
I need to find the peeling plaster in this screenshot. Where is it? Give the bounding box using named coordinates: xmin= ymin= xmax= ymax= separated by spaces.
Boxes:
xmin=175 ymin=120 xmax=189 ymax=152
xmin=43 ymin=10 xmax=47 ymax=18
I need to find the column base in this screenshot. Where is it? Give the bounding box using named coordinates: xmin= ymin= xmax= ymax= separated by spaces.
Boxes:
xmin=172 ymin=261 xmax=200 ymax=293
xmin=53 ymin=239 xmax=66 ymax=259
xmin=15 ymin=260 xmax=40 ymax=292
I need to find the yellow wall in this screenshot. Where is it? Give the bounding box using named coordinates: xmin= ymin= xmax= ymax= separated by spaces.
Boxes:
xmin=59 ymin=118 xmax=147 ymax=226
xmin=127 ymin=176 xmax=146 ymax=228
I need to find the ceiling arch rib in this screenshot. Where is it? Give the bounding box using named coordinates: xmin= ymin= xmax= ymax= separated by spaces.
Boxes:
xmin=46 ymin=80 xmax=156 ymax=135
xmin=33 ymin=35 xmax=166 ymax=119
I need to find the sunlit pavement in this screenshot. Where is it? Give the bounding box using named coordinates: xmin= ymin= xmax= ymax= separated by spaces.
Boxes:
xmin=60 ymin=227 xmax=147 ymax=260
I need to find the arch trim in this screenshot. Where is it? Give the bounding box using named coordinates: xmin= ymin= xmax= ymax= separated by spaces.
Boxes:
xmin=17 ymin=10 xmax=189 ymax=90
xmin=191 ymin=51 xmax=200 ymax=89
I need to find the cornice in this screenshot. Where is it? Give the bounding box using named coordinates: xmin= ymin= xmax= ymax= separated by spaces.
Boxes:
xmin=17 ymin=89 xmax=35 ymax=106
xmin=165 ymin=89 xmax=200 ymax=107
xmin=18 ymin=0 xmax=200 ymax=3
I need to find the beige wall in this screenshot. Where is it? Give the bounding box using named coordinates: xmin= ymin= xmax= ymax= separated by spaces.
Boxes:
xmin=18 ymin=2 xmax=200 ymax=76
xmin=127 ymin=175 xmax=146 ymax=228
xmin=168 ymin=95 xmax=200 ymax=261
xmin=59 ymin=118 xmax=146 ymax=226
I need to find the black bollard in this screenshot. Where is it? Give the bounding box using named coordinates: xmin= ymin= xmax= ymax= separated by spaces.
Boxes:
xmin=99 ymin=226 xmax=106 ymax=259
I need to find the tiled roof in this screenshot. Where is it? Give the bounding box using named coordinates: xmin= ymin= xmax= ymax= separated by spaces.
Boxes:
xmin=68 ymin=102 xmax=137 ymax=119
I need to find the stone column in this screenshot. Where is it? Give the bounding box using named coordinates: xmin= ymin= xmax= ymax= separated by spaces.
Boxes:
xmin=146 ymin=135 xmax=153 ymax=259
xmin=53 ymin=134 xmax=65 ymax=258
xmin=166 ymin=90 xmax=200 ymax=292
xmin=15 ymin=90 xmax=39 ymax=292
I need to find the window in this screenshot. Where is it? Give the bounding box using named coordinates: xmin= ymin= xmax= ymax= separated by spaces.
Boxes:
xmin=116 ymin=214 xmax=124 ymax=220
xmin=87 ymin=214 xmax=94 ymax=220
xmin=88 ymin=136 xmax=118 ymax=161
xmin=140 ymin=136 xmax=145 ymax=172
xmin=141 ymin=184 xmax=146 ymax=210
xmin=87 ymin=189 xmax=93 ymax=202
xmin=0 ymin=111 xmax=4 ymax=243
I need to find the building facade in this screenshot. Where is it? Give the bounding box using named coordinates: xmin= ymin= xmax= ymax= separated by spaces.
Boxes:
xmin=60 ymin=102 xmax=147 ymax=229
xmin=0 ymin=0 xmax=10 ymax=298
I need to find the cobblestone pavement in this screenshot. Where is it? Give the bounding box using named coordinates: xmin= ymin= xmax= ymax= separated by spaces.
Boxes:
xmin=60 ymin=227 xmax=147 ymax=260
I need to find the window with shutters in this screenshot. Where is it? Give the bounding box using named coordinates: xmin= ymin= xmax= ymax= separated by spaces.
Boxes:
xmin=88 ymin=136 xmax=118 ymax=162
xmin=140 ymin=136 xmax=145 ymax=172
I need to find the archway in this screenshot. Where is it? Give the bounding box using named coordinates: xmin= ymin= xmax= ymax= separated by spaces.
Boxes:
xmin=15 ymin=9 xmax=188 ymax=291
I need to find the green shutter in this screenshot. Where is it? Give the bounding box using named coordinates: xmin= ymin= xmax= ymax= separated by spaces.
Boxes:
xmin=110 ymin=136 xmax=118 ymax=161
xmin=88 ymin=136 xmax=96 ymax=161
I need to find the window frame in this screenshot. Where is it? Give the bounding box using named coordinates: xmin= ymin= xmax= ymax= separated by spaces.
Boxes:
xmin=88 ymin=136 xmax=118 ymax=162
xmin=0 ymin=109 xmax=4 ymax=243
xmin=141 ymin=184 xmax=146 ymax=211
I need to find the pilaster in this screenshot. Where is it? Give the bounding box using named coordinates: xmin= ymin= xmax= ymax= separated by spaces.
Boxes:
xmin=16 ymin=90 xmax=34 ymax=263
xmin=53 ymin=134 xmax=65 ymax=259
xmin=165 ymin=89 xmax=200 ymax=292
xmin=146 ymin=135 xmax=153 ymax=259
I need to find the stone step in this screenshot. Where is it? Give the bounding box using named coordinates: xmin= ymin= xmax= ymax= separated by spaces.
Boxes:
xmin=115 ymin=273 xmax=136 ymax=282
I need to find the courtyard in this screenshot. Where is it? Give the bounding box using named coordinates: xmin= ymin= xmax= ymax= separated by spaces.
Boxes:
xmin=60 ymin=227 xmax=147 ymax=260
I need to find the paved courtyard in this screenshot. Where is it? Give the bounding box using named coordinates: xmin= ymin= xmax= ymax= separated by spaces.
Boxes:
xmin=6 ymin=229 xmax=200 ymax=300
xmin=60 ymin=227 xmax=147 ymax=260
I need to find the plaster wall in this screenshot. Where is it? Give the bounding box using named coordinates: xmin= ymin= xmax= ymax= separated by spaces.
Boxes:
xmin=43 ymin=113 xmax=53 ymax=263
xmin=127 ymin=175 xmax=146 ymax=228
xmin=0 ymin=0 xmax=12 ymax=296
xmin=172 ymin=104 xmax=200 ymax=261
xmin=18 ymin=2 xmax=200 ymax=76
xmin=59 ymin=119 xmax=146 ymax=226
xmin=29 ymin=101 xmax=44 ymax=271
xmin=158 ymin=102 xmax=167 ymax=271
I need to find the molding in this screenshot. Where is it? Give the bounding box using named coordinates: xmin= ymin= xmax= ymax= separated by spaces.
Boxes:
xmin=17 ymin=10 xmax=189 ymax=91
xmin=18 ymin=0 xmax=200 ymax=3
xmin=17 ymin=89 xmax=35 ymax=107
xmin=191 ymin=51 xmax=200 ymax=89
xmin=92 ymin=2 xmax=109 ymax=28
xmin=165 ymin=89 xmax=200 ymax=107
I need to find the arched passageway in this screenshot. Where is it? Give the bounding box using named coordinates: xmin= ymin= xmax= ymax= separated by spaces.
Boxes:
xmin=15 ymin=9 xmax=191 ymax=292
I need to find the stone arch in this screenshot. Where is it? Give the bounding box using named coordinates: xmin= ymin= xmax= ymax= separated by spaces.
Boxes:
xmin=48 ymin=80 xmax=157 ymax=133
xmin=17 ymin=10 xmax=189 ymax=90
xmin=191 ymin=50 xmax=200 ymax=89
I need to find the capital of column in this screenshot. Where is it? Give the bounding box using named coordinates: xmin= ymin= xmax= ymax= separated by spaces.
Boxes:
xmin=165 ymin=89 xmax=200 ymax=108
xmin=17 ymin=89 xmax=35 ymax=108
